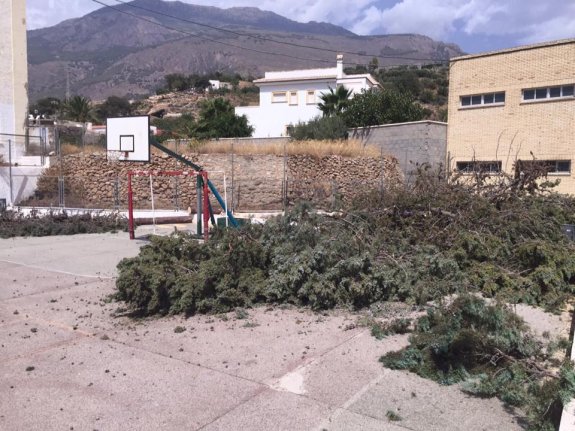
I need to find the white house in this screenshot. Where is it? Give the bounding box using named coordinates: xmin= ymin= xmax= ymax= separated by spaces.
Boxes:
xmin=235 ymin=55 xmax=379 ymax=138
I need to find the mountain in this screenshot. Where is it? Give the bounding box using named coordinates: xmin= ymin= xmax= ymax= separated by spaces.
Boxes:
xmin=27 ymin=0 xmax=464 ymax=101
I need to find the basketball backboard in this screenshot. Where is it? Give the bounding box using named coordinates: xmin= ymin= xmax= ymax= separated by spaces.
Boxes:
xmin=106 ymin=116 xmax=150 ymax=162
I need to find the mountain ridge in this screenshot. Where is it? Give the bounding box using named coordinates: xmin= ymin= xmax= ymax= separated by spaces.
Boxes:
xmin=27 ymin=0 xmax=464 ymax=101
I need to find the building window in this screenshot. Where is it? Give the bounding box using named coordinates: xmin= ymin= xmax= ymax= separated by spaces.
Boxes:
xmin=306 ymin=90 xmax=316 ymax=104
xmin=460 ymin=92 xmax=505 ymax=108
xmin=516 ymin=160 xmax=571 ymax=175
xmin=456 ymin=161 xmax=502 ymax=174
xmin=289 ymin=91 xmax=298 ymax=105
xmin=523 ymin=85 xmax=575 ymax=102
xmin=272 ymin=91 xmax=287 ymax=103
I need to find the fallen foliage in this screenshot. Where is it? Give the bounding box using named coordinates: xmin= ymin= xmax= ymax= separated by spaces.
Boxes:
xmin=116 ymin=166 xmax=575 ymax=315
xmin=381 ymin=295 xmax=575 ymax=430
xmin=0 ymin=210 xmax=128 ymax=238
xmin=115 ymin=167 xmax=575 ymax=429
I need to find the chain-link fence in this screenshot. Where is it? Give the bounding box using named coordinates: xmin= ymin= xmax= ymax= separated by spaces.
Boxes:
xmin=6 ymin=133 xmax=393 ymax=213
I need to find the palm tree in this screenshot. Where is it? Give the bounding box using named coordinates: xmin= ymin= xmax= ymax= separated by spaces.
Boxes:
xmin=318 ymin=85 xmax=352 ymax=117
xmin=64 ymin=95 xmax=94 ymax=122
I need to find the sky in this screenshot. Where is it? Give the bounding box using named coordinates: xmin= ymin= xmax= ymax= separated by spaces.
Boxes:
xmin=26 ymin=0 xmax=575 ymax=53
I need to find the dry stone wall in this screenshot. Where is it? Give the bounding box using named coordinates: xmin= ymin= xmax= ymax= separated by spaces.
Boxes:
xmin=31 ymin=152 xmax=401 ymax=211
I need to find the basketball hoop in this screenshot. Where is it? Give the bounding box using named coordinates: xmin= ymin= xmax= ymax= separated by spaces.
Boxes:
xmin=106 ymin=116 xmax=150 ymax=162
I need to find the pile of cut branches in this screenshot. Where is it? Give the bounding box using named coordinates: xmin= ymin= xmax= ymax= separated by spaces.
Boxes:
xmin=382 ymin=295 xmax=575 ymax=430
xmin=115 ymin=167 xmax=575 ymax=429
xmin=116 ymin=166 xmax=575 ymax=315
xmin=0 ymin=209 xmax=127 ymax=238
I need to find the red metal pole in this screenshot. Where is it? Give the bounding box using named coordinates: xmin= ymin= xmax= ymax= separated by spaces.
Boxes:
xmin=128 ymin=171 xmax=135 ymax=240
xmin=202 ymin=171 xmax=210 ymax=241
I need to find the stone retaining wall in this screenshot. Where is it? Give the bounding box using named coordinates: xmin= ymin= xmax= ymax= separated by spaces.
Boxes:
xmin=30 ymin=152 xmax=401 ymax=211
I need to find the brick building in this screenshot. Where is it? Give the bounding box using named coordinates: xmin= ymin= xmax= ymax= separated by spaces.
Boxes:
xmin=446 ymin=39 xmax=575 ymax=194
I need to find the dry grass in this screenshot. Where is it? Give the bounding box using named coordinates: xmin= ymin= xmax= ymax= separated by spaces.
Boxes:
xmin=60 ymin=139 xmax=383 ymax=159
xmin=61 ymin=144 xmax=106 ymax=155
xmin=155 ymin=139 xmax=383 ymax=158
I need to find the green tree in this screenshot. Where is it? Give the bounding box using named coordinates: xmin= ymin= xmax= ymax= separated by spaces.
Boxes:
xmin=288 ymin=115 xmax=348 ymax=141
xmin=392 ymin=70 xmax=422 ymax=97
xmin=152 ymin=114 xmax=196 ymax=141
xmin=63 ymin=95 xmax=94 ymax=123
xmin=343 ymin=89 xmax=424 ymax=128
xmin=164 ymin=73 xmax=190 ymax=92
xmin=96 ymin=96 xmax=133 ymax=120
xmin=194 ymin=98 xmax=253 ymax=139
xmin=318 ymin=86 xmax=352 ymax=117
xmin=29 ymin=97 xmax=62 ymax=118
xmin=368 ymin=57 xmax=379 ymax=74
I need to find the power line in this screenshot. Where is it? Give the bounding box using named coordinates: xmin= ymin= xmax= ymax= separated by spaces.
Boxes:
xmin=91 ymin=0 xmax=448 ymax=66
xmin=110 ymin=0 xmax=448 ymax=64
xmin=91 ymin=0 xmax=337 ymax=65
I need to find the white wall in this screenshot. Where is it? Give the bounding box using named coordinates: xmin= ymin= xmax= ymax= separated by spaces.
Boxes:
xmin=338 ymin=76 xmax=375 ymax=96
xmin=0 ymin=157 xmax=48 ymax=207
xmin=237 ymin=80 xmax=337 ymax=138
xmin=236 ymin=72 xmax=378 ymax=138
xmin=0 ymin=0 xmax=28 ymax=139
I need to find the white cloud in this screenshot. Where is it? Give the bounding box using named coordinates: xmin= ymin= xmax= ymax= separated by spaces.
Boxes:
xmin=27 ymin=0 xmax=100 ymax=29
xmin=350 ymin=0 xmax=575 ymax=43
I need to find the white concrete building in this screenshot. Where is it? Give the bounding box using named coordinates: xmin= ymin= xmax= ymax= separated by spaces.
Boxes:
xmin=236 ymin=55 xmax=379 ymax=138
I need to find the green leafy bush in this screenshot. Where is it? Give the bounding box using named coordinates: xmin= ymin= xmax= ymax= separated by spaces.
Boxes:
xmin=288 ymin=115 xmax=349 ymax=141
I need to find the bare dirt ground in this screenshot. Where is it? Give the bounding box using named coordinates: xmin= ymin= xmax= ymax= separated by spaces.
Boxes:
xmin=0 ymin=230 xmax=569 ymax=430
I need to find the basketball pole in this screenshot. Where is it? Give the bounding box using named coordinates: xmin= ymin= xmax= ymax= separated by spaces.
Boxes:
xmin=202 ymin=171 xmax=210 ymax=241
xmin=128 ymin=171 xmax=135 ymax=240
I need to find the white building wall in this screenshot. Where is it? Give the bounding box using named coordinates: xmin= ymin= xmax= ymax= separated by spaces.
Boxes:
xmin=338 ymin=76 xmax=372 ymax=96
xmin=236 ymin=60 xmax=378 ymax=138
xmin=237 ymin=80 xmax=337 ymax=138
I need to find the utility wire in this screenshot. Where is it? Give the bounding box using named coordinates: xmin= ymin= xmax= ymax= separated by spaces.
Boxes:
xmin=110 ymin=0 xmax=448 ymax=63
xmin=91 ymin=0 xmax=340 ymax=65
xmin=91 ymin=0 xmax=448 ymax=66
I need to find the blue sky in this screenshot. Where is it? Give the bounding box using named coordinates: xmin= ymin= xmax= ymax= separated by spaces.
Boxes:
xmin=27 ymin=0 xmax=575 ymax=53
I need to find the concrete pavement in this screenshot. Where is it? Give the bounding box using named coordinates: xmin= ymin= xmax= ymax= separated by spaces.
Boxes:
xmin=0 ymin=231 xmax=533 ymax=430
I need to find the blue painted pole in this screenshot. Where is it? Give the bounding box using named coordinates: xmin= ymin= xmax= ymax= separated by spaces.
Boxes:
xmin=207 ymin=179 xmax=239 ymax=227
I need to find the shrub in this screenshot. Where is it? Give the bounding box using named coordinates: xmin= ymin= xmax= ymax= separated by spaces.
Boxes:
xmin=288 ymin=116 xmax=348 ymax=141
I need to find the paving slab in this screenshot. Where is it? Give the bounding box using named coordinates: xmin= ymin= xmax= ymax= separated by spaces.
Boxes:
xmin=201 ymin=388 xmax=332 ymax=431
xmin=1 ymin=337 xmax=264 ymax=431
xmin=318 ymin=409 xmax=409 ymax=431
xmin=0 ymin=232 xmax=143 ymax=277
xmin=111 ymin=308 xmax=362 ymax=383
xmin=3 ymin=279 xmax=119 ymax=333
xmin=301 ymin=332 xmax=410 ymax=407
xmin=0 ymin=318 xmax=84 ymax=362
xmin=346 ymin=369 xmax=524 ymax=431
xmin=0 ymin=232 xmax=550 ymax=430
xmin=0 ymin=264 xmax=97 ymax=300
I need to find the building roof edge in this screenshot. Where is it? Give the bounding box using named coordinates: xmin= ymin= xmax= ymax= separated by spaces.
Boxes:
xmin=451 ymin=38 xmax=575 ymax=62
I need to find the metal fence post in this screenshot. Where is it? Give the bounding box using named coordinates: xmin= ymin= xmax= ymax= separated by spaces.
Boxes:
xmin=231 ymin=139 xmax=235 ymax=212
xmin=283 ymin=140 xmax=287 ymax=212
xmin=8 ymin=139 xmax=13 ymax=205
xmin=58 ymin=177 xmax=65 ymax=207
xmin=114 ymin=176 xmax=120 ymax=210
